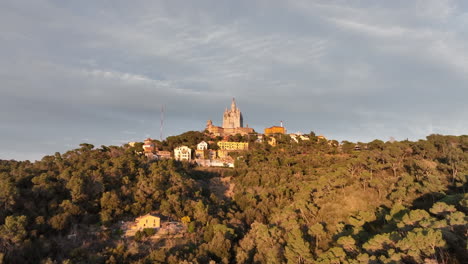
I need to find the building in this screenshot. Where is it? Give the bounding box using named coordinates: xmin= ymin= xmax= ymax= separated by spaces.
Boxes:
xmin=208 ymin=149 xmax=217 ymax=159
xmin=264 ymin=126 xmax=286 ymax=135
xmin=197 ymin=141 xmax=208 ymax=150
xmin=193 ymin=141 xmax=237 ymax=168
xmin=135 ymin=214 xmax=160 ymax=229
xmin=143 ymin=138 xmax=156 ymax=153
xmin=206 ymin=98 xmax=255 ymax=136
xmin=223 ymin=98 xmax=243 ymax=128
xmin=123 ymin=213 xmax=161 ymax=237
xmin=174 ymin=146 xmax=192 ymax=161
xmin=217 ymin=141 xmax=249 ymax=150
xmin=268 ymin=137 xmax=277 ymax=146
xmin=217 ymin=141 xmax=248 ymax=159
xmin=290 ymin=133 xmax=310 ymax=143
xmin=195 ymin=141 xmax=208 ymax=159
xmin=142 ymin=138 xmax=157 ymax=159
xmin=156 ymin=151 xmax=171 ymax=159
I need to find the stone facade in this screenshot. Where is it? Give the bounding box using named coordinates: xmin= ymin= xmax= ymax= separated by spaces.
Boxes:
xmin=206 ymin=98 xmax=254 ymax=136
xmin=223 ymin=98 xmax=243 ymax=128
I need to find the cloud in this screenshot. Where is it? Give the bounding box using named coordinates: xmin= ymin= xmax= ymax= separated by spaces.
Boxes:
xmin=0 ymin=0 xmax=467 ymax=160
xmin=330 ymin=18 xmax=409 ymax=38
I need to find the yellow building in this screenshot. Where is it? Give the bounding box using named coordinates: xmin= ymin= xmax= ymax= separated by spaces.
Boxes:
xmin=123 ymin=213 xmax=161 ymax=237
xmin=217 ymin=141 xmax=249 ymax=150
xmin=135 ymin=214 xmax=160 ymax=229
xmin=264 ymin=126 xmax=286 ymax=135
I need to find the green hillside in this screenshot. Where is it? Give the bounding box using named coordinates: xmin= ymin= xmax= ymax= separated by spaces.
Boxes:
xmin=0 ymin=133 xmax=466 ymax=263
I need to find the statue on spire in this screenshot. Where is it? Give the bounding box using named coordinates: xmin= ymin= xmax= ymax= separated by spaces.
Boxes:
xmin=231 ymin=97 xmax=237 ymax=111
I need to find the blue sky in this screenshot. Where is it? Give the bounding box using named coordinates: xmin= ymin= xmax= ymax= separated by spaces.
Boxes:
xmin=1 ymin=0 xmax=468 ymax=160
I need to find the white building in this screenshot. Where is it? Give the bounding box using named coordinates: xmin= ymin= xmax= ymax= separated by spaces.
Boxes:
xmin=289 ymin=133 xmax=310 ymax=143
xmin=174 ymin=146 xmax=192 ymax=161
xmin=197 ymin=141 xmax=208 ymax=150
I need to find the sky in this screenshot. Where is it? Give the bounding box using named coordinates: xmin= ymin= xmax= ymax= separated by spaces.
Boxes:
xmin=1 ymin=0 xmax=468 ymax=161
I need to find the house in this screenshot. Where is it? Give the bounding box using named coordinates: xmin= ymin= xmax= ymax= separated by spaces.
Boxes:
xmin=156 ymin=151 xmax=171 ymax=159
xmin=135 ymin=214 xmax=160 ymax=229
xmin=197 ymin=141 xmax=208 ymax=150
xmin=123 ymin=213 xmax=161 ymax=237
xmin=195 ymin=141 xmax=208 ymax=159
xmin=174 ymin=146 xmax=192 ymax=161
xmin=289 ymin=133 xmax=310 ymax=143
xmin=143 ymin=138 xmax=156 ymax=153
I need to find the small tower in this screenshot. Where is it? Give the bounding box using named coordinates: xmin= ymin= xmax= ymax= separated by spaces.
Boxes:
xmin=206 ymin=120 xmax=213 ymax=128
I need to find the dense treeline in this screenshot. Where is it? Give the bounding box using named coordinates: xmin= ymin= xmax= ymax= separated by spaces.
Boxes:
xmin=0 ymin=134 xmax=466 ymax=263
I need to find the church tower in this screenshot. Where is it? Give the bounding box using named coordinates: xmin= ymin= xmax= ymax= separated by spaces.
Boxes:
xmin=222 ymin=98 xmax=243 ymax=128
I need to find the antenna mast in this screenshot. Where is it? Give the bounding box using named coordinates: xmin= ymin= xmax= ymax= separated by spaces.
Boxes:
xmin=160 ymin=105 xmax=165 ymax=141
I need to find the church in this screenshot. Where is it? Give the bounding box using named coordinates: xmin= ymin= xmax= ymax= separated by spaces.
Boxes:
xmin=206 ymin=98 xmax=255 ymax=136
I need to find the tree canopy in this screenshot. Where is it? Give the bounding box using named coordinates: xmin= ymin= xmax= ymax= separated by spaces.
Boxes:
xmin=0 ymin=133 xmax=466 ymax=263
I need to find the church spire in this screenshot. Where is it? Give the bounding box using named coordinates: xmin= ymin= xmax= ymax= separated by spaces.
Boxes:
xmin=231 ymin=97 xmax=237 ymax=111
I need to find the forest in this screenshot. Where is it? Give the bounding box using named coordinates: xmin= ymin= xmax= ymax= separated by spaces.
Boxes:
xmin=0 ymin=132 xmax=466 ymax=264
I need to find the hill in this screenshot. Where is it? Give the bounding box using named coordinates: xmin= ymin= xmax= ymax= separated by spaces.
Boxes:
xmin=0 ymin=134 xmax=466 ymax=263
